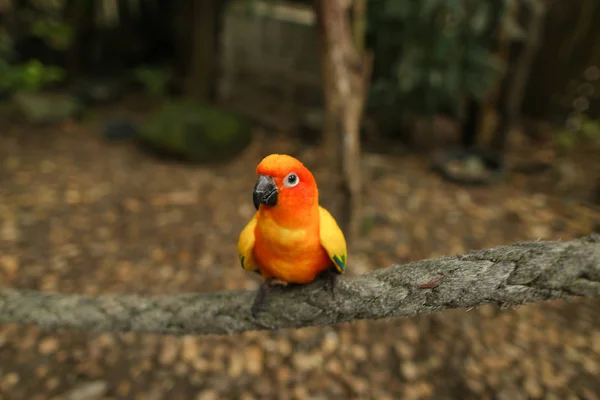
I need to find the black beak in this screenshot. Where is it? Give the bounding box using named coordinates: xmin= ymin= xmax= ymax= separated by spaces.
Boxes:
xmin=253 ymin=175 xmax=278 ymax=210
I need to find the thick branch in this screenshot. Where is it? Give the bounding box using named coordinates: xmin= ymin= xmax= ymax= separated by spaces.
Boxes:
xmin=1 ymin=235 xmax=599 ymax=336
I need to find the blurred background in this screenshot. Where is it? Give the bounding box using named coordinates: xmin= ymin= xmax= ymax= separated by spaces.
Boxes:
xmin=0 ymin=0 xmax=599 ymax=399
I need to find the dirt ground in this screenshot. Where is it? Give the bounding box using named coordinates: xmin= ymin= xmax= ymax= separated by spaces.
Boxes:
xmin=1 ymin=107 xmax=600 ymax=400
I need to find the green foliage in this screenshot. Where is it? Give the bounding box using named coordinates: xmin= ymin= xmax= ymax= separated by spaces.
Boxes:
xmin=133 ymin=66 xmax=172 ymax=96
xmin=581 ymin=117 xmax=600 ymax=142
xmin=555 ymin=114 xmax=600 ymax=152
xmin=0 ymin=4 xmax=70 ymax=94
xmin=367 ymin=0 xmax=518 ymax=118
xmin=30 ymin=19 xmax=74 ymax=51
xmin=18 ymin=59 xmax=65 ymax=91
xmin=0 ymin=58 xmax=65 ymax=93
xmin=16 ymin=0 xmax=75 ymax=52
xmin=553 ymin=65 xmax=600 ymax=152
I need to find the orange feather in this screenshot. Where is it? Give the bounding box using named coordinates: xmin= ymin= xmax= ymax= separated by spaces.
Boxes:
xmin=248 ymin=154 xmax=331 ymax=283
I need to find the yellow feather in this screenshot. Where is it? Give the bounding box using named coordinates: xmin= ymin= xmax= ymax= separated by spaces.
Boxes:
xmin=318 ymin=206 xmax=347 ymax=274
xmin=238 ymin=212 xmax=258 ymax=272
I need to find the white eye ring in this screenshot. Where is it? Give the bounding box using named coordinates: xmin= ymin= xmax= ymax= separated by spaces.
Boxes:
xmin=283 ymin=172 xmax=300 ymax=188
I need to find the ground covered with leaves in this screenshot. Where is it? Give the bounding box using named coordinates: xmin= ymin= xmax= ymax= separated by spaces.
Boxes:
xmin=1 ymin=109 xmax=600 ymax=400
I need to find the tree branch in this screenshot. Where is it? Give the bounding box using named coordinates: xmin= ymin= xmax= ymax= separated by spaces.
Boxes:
xmin=1 ymin=235 xmax=599 ymax=336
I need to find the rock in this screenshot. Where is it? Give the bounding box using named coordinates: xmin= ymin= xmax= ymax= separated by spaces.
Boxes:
xmin=102 ymin=120 xmax=138 ymax=141
xmin=137 ymin=101 xmax=252 ymax=163
xmin=63 ymin=381 xmax=108 ymax=400
xmin=14 ymin=91 xmax=82 ymax=124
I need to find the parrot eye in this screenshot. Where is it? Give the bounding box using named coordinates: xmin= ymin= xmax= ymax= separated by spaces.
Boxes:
xmin=284 ymin=172 xmax=299 ymax=188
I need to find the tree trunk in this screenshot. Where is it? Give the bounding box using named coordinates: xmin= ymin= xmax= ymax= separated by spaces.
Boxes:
xmin=521 ymin=0 xmax=600 ymax=121
xmin=492 ymin=0 xmax=546 ymax=152
xmin=313 ymin=0 xmax=372 ymax=244
xmin=187 ymin=0 xmax=221 ymax=101
xmin=62 ymin=0 xmax=93 ymax=79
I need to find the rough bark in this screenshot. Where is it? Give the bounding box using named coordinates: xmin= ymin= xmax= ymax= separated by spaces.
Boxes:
xmin=0 ymin=235 xmax=599 ymax=336
xmin=313 ymin=0 xmax=372 ymax=243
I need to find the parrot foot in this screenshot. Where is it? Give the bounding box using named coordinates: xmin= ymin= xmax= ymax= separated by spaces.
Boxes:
xmin=323 ymin=269 xmax=338 ymax=300
xmin=251 ymin=279 xmax=287 ymax=317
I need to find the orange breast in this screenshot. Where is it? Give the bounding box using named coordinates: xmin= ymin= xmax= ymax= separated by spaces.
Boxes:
xmin=253 ymin=220 xmax=331 ymax=284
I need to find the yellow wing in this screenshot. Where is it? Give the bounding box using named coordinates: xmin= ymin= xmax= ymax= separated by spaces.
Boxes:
xmin=319 ymin=206 xmax=347 ymax=274
xmin=238 ymin=212 xmax=259 ymax=272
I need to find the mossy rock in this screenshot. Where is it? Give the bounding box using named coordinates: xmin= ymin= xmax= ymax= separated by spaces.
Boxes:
xmin=13 ymin=91 xmax=83 ymax=124
xmin=137 ymin=101 xmax=252 ymax=163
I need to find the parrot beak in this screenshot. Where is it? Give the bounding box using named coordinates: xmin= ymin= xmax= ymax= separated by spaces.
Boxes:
xmin=253 ymin=174 xmax=278 ymax=210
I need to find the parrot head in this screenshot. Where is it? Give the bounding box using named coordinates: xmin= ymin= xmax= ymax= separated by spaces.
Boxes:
xmin=253 ymin=154 xmax=318 ymax=211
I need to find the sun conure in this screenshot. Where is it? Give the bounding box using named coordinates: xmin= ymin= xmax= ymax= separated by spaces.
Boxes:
xmin=237 ymin=153 xmax=347 ymax=316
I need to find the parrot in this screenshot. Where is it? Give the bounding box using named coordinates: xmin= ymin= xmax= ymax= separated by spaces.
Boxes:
xmin=237 ymin=153 xmax=347 ymax=317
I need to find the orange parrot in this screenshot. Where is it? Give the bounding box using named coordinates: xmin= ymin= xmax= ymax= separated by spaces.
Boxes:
xmin=237 ymin=153 xmax=347 ymax=316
